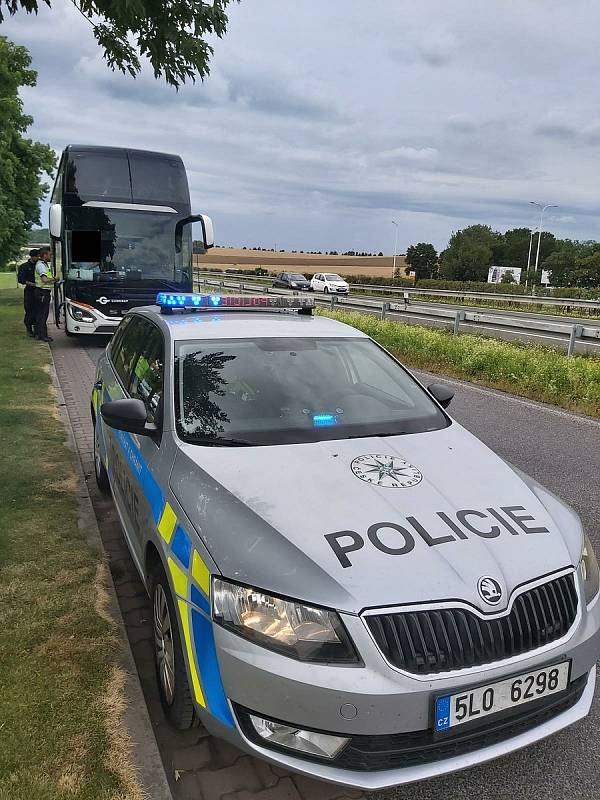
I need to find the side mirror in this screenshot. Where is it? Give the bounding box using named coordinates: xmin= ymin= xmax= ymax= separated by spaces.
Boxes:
xmin=49 ymin=203 xmax=63 ymax=239
xmin=100 ymin=398 xmax=157 ymax=436
xmin=428 ymin=383 xmax=454 ymax=409
xmin=175 ymin=213 xmax=214 ymax=253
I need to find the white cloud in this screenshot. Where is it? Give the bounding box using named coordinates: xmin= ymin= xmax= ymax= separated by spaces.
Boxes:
xmin=3 ymin=0 xmax=600 ymax=252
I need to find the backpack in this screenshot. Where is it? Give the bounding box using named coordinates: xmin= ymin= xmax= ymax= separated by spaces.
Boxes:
xmin=17 ymin=263 xmax=29 ymax=285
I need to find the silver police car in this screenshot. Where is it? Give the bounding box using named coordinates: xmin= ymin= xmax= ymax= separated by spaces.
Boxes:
xmin=92 ymin=292 xmax=600 ymax=790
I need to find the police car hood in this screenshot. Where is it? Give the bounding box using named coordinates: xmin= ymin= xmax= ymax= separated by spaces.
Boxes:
xmin=171 ymin=422 xmax=582 ymax=614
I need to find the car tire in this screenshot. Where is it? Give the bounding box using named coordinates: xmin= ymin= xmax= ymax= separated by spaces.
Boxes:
xmin=93 ymin=423 xmax=110 ymax=494
xmin=151 ymin=561 xmax=200 ymax=730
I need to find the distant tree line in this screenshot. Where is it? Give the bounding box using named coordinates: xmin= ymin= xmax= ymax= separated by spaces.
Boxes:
xmin=405 ymin=226 xmax=600 ymax=288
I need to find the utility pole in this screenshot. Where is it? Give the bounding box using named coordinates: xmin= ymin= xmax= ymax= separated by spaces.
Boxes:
xmin=525 ymin=228 xmax=536 ymax=288
xmin=391 ymin=220 xmax=399 ymax=279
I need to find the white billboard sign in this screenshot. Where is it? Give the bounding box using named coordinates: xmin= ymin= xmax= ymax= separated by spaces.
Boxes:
xmin=487 ymin=266 xmax=522 ymax=284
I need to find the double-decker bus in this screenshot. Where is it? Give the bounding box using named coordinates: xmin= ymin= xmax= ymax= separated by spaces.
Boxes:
xmin=49 ymin=144 xmax=212 ymax=335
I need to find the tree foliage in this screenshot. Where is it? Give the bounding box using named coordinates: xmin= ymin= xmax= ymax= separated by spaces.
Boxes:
xmin=405 ymin=242 xmax=438 ymax=280
xmin=0 ymin=0 xmax=235 ymax=87
xmin=542 ymin=240 xmax=600 ymax=288
xmin=438 ymin=225 xmax=565 ymax=284
xmin=439 ymin=225 xmax=502 ymax=281
xmin=0 ymin=36 xmax=55 ymax=270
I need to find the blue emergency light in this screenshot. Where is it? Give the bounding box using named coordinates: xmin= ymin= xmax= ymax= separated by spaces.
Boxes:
xmin=156 ymin=292 xmax=314 ymax=315
xmin=312 ymin=413 xmax=338 ymax=427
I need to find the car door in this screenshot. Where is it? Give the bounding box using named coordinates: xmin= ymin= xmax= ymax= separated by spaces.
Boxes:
xmin=104 ymin=316 xmax=165 ymax=572
xmin=313 ymin=273 xmax=323 ymax=291
xmin=124 ymin=318 xmax=166 ymax=568
xmin=273 ymin=272 xmax=283 ymax=288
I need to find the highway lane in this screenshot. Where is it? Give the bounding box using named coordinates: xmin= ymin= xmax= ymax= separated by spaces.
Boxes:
xmin=195 ymin=278 xmax=600 ymax=354
xmin=81 ymin=336 xmax=600 ymax=799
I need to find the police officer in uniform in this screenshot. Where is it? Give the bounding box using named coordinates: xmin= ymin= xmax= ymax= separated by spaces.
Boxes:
xmin=34 ymin=246 xmax=57 ymax=342
xmin=17 ymin=249 xmax=39 ymax=337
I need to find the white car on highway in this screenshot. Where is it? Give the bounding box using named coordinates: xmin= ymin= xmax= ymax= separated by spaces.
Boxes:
xmin=310 ymin=273 xmax=350 ymax=295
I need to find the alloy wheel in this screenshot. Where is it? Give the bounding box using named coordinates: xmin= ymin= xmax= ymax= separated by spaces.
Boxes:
xmin=154 ymin=584 xmax=176 ymax=705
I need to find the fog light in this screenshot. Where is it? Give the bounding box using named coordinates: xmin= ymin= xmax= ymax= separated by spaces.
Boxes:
xmin=249 ymin=714 xmax=349 ymax=759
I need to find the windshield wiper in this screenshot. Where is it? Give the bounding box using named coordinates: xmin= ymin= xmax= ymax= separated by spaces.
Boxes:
xmin=345 ymin=430 xmax=407 ymax=439
xmin=189 ymin=436 xmax=258 ymax=447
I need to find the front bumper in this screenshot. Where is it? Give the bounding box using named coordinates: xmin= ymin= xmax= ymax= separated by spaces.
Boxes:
xmin=66 ymin=301 xmax=121 ymax=335
xmin=204 ymin=585 xmax=600 ymax=789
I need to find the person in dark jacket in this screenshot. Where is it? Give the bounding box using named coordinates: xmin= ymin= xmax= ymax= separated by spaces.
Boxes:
xmin=17 ymin=249 xmax=39 ymax=337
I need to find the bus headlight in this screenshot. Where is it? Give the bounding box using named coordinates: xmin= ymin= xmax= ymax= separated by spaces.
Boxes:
xmin=580 ymin=534 xmax=600 ymax=606
xmin=212 ymin=579 xmax=358 ymax=663
xmin=67 ymin=302 xmax=96 ymax=323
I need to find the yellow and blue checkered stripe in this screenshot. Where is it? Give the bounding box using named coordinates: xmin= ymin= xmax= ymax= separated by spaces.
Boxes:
xmin=100 ymin=388 xmax=234 ymax=727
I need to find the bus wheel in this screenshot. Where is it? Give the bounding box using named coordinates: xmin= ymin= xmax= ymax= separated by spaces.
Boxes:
xmin=151 ymin=562 xmax=200 ymax=729
xmin=93 ymin=424 xmax=110 ymax=494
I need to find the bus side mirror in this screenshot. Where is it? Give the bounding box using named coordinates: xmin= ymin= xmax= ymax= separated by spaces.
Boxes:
xmin=49 ymin=204 xmax=63 ymax=239
xmin=175 ymin=213 xmax=214 ymax=253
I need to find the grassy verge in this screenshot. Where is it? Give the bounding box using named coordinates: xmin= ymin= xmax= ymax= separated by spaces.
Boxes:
xmin=0 ymin=275 xmax=142 ymax=799
xmin=320 ymin=309 xmax=600 ymax=417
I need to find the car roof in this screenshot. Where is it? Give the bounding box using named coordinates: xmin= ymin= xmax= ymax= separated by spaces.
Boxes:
xmin=131 ymin=306 xmax=367 ymax=341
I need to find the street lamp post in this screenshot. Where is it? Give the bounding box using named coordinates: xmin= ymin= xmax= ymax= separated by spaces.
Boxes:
xmin=391 ymin=220 xmax=399 ymax=279
xmin=529 ymin=201 xmax=558 ymax=286
xmin=525 ymin=228 xmax=536 ymax=288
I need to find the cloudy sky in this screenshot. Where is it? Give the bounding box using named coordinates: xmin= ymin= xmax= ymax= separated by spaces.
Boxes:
xmin=3 ymin=0 xmax=600 ymax=253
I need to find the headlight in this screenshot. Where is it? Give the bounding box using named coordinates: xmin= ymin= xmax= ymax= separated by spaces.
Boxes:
xmin=67 ymin=303 xmax=96 ymax=323
xmin=580 ymin=534 xmax=600 ymax=606
xmin=212 ymin=578 xmax=359 ymax=663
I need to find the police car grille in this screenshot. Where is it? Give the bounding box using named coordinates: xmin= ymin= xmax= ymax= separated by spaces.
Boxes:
xmin=366 ymin=573 xmax=578 ymax=674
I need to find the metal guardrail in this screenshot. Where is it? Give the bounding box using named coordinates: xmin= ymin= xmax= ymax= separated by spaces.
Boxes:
xmin=194 ymin=269 xmax=600 ymax=311
xmin=195 ymin=276 xmax=600 ymax=356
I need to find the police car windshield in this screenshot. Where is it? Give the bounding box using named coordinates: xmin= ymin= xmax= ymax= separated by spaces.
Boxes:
xmin=175 ymin=337 xmax=449 ymax=446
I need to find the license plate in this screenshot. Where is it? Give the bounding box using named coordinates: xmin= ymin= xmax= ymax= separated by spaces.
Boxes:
xmin=434 ymin=661 xmax=570 ymax=733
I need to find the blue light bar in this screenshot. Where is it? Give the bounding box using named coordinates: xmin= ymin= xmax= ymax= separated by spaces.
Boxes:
xmin=312 ymin=413 xmax=338 ymax=427
xmin=156 ymin=292 xmax=314 ymax=314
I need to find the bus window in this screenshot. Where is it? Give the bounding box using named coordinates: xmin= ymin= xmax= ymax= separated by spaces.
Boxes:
xmin=128 ymin=154 xmax=189 ymax=205
xmin=66 ymin=152 xmax=131 ymax=201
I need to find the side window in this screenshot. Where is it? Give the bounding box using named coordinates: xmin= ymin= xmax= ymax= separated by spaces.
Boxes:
xmin=109 ymin=316 xmax=132 ymax=371
xmin=112 ymin=317 xmax=147 ymax=390
xmin=129 ymin=322 xmax=164 ymax=423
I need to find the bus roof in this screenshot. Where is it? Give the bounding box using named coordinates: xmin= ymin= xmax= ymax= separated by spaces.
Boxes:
xmin=64 ymin=144 xmax=183 ymax=162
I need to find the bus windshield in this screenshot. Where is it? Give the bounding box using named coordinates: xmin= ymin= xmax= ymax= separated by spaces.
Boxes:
xmin=65 ymin=208 xmax=188 ymax=283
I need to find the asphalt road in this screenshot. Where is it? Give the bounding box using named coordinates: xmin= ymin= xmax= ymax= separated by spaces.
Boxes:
xmin=197 ymin=279 xmax=600 ymax=353
xmin=82 ymin=337 xmax=600 ymax=799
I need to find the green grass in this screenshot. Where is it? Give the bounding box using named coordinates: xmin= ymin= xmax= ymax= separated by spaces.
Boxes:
xmin=320 ymin=309 xmax=600 ymax=417
xmin=0 ymin=282 xmax=140 ymax=799
xmin=0 ymin=272 xmax=18 ymax=289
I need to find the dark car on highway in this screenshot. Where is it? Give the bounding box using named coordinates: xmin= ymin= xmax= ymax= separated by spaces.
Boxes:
xmin=272 ymin=272 xmax=312 ymax=291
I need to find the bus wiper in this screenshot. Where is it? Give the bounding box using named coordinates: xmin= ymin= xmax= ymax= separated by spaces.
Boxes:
xmin=191 ymin=436 xmax=257 ymax=447
xmin=152 ymin=278 xmax=184 ymax=290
